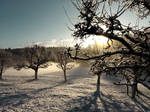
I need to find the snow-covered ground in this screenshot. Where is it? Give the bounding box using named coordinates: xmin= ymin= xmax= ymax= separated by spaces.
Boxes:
xmin=0 ymin=63 xmax=150 ymax=112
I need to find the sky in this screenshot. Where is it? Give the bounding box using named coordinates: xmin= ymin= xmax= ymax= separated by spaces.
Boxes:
xmin=0 ymin=0 xmax=78 ymax=48
xmin=0 ymin=0 xmax=149 ymax=48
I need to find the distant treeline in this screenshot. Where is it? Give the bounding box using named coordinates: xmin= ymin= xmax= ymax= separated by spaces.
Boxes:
xmin=2 ymin=46 xmax=66 ymax=62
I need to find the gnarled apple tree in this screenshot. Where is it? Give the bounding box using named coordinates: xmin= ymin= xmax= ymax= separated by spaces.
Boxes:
xmin=68 ymin=0 xmax=150 ymax=98
xmin=15 ymin=45 xmax=50 ymax=80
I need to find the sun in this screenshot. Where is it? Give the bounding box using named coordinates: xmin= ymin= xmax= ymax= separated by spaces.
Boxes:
xmin=96 ymin=36 xmax=108 ymax=46
xmin=82 ymin=35 xmax=108 ymax=48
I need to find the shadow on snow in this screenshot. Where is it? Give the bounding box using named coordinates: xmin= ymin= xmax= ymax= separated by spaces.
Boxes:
xmin=66 ymin=85 xmax=150 ymax=112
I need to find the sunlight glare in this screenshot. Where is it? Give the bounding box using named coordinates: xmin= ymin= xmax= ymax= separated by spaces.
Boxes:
xmin=82 ymin=35 xmax=108 ymax=48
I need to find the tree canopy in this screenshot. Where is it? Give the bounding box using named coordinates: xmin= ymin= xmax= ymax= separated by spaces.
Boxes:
xmin=68 ymin=0 xmax=150 ymax=98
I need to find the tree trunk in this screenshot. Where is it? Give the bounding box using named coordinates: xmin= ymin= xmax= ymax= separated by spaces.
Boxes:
xmin=0 ymin=71 xmax=2 ymax=80
xmin=132 ymin=83 xmax=138 ymax=98
xmin=132 ymin=72 xmax=138 ymax=98
xmin=63 ymin=70 xmax=67 ymax=82
xmin=126 ymin=85 xmax=129 ymax=96
xmin=97 ymin=74 xmax=101 ymax=91
xmin=97 ymin=74 xmax=101 ymax=85
xmin=125 ymin=76 xmax=130 ymax=96
xmin=0 ymin=66 xmax=3 ymax=80
xmin=34 ymin=68 xmax=38 ymax=80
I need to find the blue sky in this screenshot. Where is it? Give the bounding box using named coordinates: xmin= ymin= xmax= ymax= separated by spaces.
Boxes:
xmin=0 ymin=0 xmax=149 ymax=48
xmin=0 ymin=0 xmax=78 ymax=48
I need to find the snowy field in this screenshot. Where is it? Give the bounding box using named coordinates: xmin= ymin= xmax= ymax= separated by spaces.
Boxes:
xmin=0 ymin=63 xmax=150 ymax=112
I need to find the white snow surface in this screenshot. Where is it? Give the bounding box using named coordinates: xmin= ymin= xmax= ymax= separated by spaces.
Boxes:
xmin=0 ymin=63 xmax=150 ymax=112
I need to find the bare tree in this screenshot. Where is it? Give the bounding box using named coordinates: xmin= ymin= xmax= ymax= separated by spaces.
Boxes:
xmin=67 ymin=0 xmax=150 ymax=98
xmin=91 ymin=59 xmax=104 ymax=85
xmin=0 ymin=50 xmax=12 ymax=80
xmin=15 ymin=45 xmax=50 ymax=80
xmin=56 ymin=50 xmax=74 ymax=82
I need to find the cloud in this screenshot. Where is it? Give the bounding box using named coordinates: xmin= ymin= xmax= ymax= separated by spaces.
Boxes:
xmin=27 ymin=38 xmax=79 ymax=48
xmin=49 ymin=38 xmax=76 ymax=47
xmin=25 ymin=37 xmax=97 ymax=48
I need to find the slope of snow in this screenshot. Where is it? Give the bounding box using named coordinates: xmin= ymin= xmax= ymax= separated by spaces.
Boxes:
xmin=0 ymin=63 xmax=150 ymax=112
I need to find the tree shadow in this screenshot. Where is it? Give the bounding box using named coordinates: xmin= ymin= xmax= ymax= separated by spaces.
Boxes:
xmin=0 ymin=79 xmax=5 ymax=81
xmin=0 ymin=93 xmax=31 ymax=107
xmin=138 ymin=90 xmax=150 ymax=100
xmin=0 ymin=83 xmax=13 ymax=87
xmin=66 ymin=85 xmax=149 ymax=112
xmin=25 ymin=79 xmax=38 ymax=83
xmin=0 ymin=80 xmax=66 ymax=109
xmin=132 ymin=97 xmax=150 ymax=112
xmin=0 ymin=78 xmax=10 ymax=82
xmin=131 ymin=90 xmax=150 ymax=112
xmin=29 ymin=81 xmax=66 ymax=94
